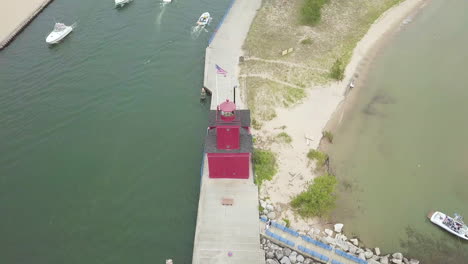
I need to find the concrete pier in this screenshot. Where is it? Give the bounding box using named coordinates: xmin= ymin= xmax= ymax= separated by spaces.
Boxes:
xmin=0 ymin=0 xmax=54 ymax=50
xmin=203 ymin=0 xmax=262 ymax=110
xmin=192 ymin=157 xmax=264 ymax=264
xmin=193 ymin=1 xmax=264 ymax=263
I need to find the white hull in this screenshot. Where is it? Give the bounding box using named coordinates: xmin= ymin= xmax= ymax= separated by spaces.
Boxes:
xmin=46 ymin=26 xmax=73 ymax=44
xmin=429 ymin=211 xmax=468 ymax=240
xmin=196 ymin=12 xmax=211 ymax=26
xmin=115 ymin=0 xmax=132 ymax=7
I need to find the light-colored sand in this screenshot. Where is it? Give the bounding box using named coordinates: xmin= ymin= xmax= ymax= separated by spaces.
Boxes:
xmin=255 ymin=0 xmax=428 ymax=230
xmin=0 ymin=0 xmax=53 ymax=49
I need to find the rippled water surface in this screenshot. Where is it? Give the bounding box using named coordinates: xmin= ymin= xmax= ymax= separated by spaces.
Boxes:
xmin=0 ymin=0 xmax=230 ymax=263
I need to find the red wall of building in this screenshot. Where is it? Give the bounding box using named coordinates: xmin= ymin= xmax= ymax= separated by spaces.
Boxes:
xmin=207 ymin=153 xmax=250 ymax=179
xmin=216 ymin=126 xmax=240 ymax=150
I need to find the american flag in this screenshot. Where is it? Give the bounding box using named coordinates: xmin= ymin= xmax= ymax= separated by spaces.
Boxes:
xmin=215 ymin=64 xmax=227 ymax=76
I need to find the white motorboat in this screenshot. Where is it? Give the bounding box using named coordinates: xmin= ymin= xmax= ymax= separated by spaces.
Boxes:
xmin=115 ymin=0 xmax=133 ymax=7
xmin=428 ymin=211 xmax=468 ymax=240
xmin=45 ymin=23 xmax=73 ymax=44
xmin=162 ymin=0 xmax=172 ymax=3
xmin=196 ymin=12 xmax=211 ymax=26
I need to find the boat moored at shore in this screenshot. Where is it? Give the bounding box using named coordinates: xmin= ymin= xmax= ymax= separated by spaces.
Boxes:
xmin=428 ymin=211 xmax=468 ymax=240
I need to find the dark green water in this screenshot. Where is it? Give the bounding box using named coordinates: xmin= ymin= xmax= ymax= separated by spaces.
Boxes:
xmin=0 ymin=0 xmax=229 ymax=263
xmin=328 ymin=0 xmax=468 ymax=262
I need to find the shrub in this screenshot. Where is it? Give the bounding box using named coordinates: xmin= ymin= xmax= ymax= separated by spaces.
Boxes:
xmin=252 ymin=118 xmax=262 ymax=130
xmin=276 ymin=132 xmax=292 ymax=144
xmin=282 ymin=218 xmax=291 ymax=228
xmin=253 ymin=149 xmax=278 ymax=186
xmin=300 ymin=0 xmax=330 ymax=26
xmin=307 ymin=149 xmax=328 ymax=169
xmin=330 ymin=58 xmax=345 ymax=80
xmin=322 ymin=131 xmax=334 ymax=143
xmin=291 ymin=174 xmax=338 ymax=217
xmin=300 ymin=38 xmax=313 ymax=45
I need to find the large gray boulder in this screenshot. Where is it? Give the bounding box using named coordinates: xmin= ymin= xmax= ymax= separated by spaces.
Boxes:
xmin=266 ymin=204 xmax=275 ymax=211
xmin=375 ymin=248 xmax=381 ymax=256
xmin=337 ymin=241 xmax=349 ymax=252
xmin=289 ymin=254 xmax=297 ymax=264
xmin=266 ymin=250 xmax=275 ymax=259
xmin=403 ymin=258 xmax=409 ymax=264
xmin=350 ymin=238 xmax=359 ymax=246
xmin=364 ymin=250 xmax=374 ymax=259
xmin=303 ymin=259 xmax=312 ymax=264
xmin=380 ymin=256 xmax=389 ymax=264
xmin=367 ymin=259 xmax=380 ymax=264
xmin=334 ymin=223 xmax=344 ymax=233
xmin=392 ymin=253 xmax=403 ymax=260
xmin=280 ymin=256 xmax=291 ymax=264
xmin=297 ymin=255 xmax=305 ymax=263
xmin=359 ymin=252 xmax=366 ymax=260
xmin=324 ymin=229 xmax=333 ymax=237
xmin=348 ymin=244 xmax=358 ymax=254
xmin=275 ymin=249 xmax=284 ymax=260
xmin=266 ymin=259 xmax=280 ymax=264
xmin=267 ymin=212 xmax=277 ymax=220
xmin=283 ymin=248 xmax=291 ymax=257
xmin=409 ymin=259 xmax=420 ymax=264
xmin=391 ymin=259 xmax=402 ymax=264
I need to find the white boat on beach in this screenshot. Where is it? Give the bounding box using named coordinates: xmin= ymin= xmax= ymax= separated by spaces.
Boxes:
xmin=428 ymin=211 xmax=468 ymax=240
xmin=196 ymin=12 xmax=211 ymax=26
xmin=115 ymin=0 xmax=133 ymax=7
xmin=45 ymin=23 xmax=73 ymax=44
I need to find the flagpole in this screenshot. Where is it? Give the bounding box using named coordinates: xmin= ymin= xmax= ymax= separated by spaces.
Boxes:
xmin=215 ymin=71 xmax=218 ymax=107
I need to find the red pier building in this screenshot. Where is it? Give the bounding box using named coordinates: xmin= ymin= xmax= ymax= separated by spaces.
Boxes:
xmin=205 ymin=100 xmax=253 ymax=179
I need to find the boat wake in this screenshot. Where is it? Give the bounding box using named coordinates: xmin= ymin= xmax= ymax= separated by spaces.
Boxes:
xmin=156 ymin=4 xmax=166 ymax=28
xmin=190 ymin=25 xmax=206 ymax=39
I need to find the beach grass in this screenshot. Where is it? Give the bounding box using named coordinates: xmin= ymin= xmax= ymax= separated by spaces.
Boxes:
xmin=241 ymin=0 xmax=403 ymax=121
xmin=307 ymin=149 xmax=328 ymax=169
xmin=276 ymin=132 xmax=293 ymax=144
xmin=322 ymin=130 xmax=334 ymax=143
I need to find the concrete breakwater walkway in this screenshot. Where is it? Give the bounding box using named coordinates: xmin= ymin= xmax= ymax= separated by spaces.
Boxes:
xmin=192 ymin=0 xmax=263 ymax=263
xmin=203 ymin=0 xmax=261 ymax=110
xmin=0 ymin=0 xmax=54 ymax=50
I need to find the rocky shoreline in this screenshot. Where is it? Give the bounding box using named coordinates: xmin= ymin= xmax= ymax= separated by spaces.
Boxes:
xmin=259 ymin=199 xmax=420 ymax=264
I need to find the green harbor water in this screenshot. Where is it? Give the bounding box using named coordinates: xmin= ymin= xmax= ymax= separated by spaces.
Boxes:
xmin=328 ymin=0 xmax=468 ymax=262
xmin=0 ymin=0 xmax=230 ymax=263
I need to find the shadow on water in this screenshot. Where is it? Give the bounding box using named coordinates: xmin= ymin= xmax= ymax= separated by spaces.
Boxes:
xmin=362 ymin=91 xmax=396 ymax=116
xmin=400 ymin=226 xmax=468 ymax=263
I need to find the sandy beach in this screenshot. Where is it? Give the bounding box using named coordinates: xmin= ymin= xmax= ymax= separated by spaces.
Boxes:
xmin=248 ymin=0 xmax=428 ymax=230
xmin=0 ymin=0 xmax=53 ymax=49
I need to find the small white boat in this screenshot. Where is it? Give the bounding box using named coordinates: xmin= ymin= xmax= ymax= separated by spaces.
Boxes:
xmin=196 ymin=12 xmax=211 ymax=26
xmin=428 ymin=211 xmax=468 ymax=240
xmin=115 ymin=0 xmax=133 ymax=7
xmin=45 ymin=23 xmax=73 ymax=44
xmin=162 ymin=0 xmax=172 ymax=3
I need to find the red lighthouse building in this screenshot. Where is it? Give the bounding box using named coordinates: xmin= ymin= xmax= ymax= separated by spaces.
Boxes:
xmin=205 ymin=100 xmax=253 ymax=179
